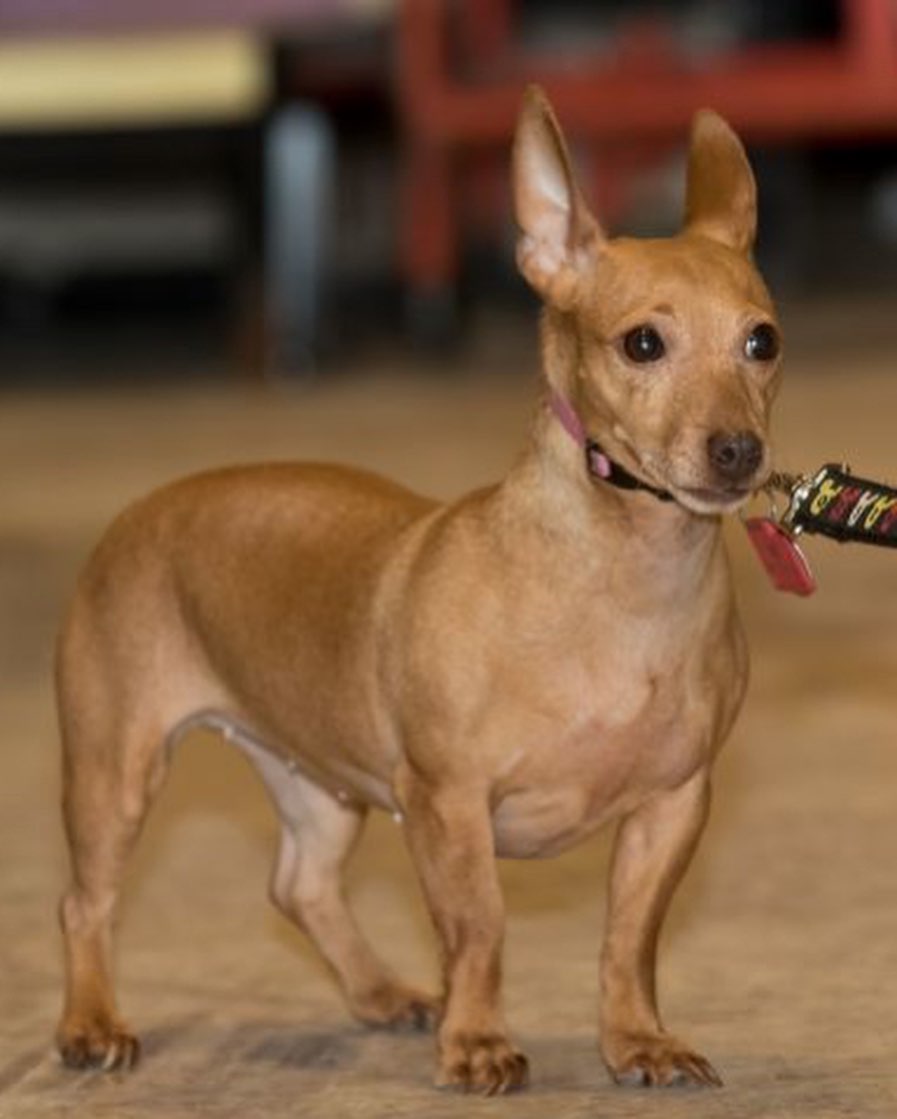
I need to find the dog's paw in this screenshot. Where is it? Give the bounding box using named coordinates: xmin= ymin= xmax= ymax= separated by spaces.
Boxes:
xmin=57 ymin=1018 xmax=140 ymax=1072
xmin=436 ymin=1030 xmax=530 ymax=1095
xmin=603 ymin=1030 xmax=721 ymax=1088
xmin=350 ymin=983 xmax=442 ymax=1032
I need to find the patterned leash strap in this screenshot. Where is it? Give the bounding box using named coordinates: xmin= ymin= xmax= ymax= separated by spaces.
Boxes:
xmin=766 ymin=465 xmax=897 ymax=549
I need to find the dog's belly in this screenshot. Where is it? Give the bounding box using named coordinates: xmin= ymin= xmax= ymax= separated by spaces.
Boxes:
xmin=172 ymin=709 xmax=401 ymax=814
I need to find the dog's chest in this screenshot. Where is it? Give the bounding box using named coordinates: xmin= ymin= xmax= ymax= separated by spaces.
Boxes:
xmin=488 ymin=635 xmax=723 ymax=858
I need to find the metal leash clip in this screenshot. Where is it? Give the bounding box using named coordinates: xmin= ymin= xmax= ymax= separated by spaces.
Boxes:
xmin=743 ymin=471 xmax=817 ymax=596
xmin=762 ymin=470 xmax=812 ymax=533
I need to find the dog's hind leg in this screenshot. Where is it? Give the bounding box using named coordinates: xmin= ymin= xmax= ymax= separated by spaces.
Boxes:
xmin=54 ymin=580 xmax=208 ymax=1071
xmin=232 ymin=734 xmax=440 ymax=1031
xmin=56 ymin=694 xmax=170 ymax=1071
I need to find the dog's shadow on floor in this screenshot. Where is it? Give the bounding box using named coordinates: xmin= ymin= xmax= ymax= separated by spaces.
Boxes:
xmin=138 ymin=1015 xmax=601 ymax=1090
xmin=140 ymin=1016 xmax=361 ymax=1072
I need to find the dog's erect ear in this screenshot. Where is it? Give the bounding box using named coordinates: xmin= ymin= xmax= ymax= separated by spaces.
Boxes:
xmin=513 ymin=86 xmax=604 ymax=309
xmin=684 ymin=109 xmax=757 ymax=254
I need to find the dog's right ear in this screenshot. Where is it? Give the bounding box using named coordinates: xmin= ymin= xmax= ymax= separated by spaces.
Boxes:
xmin=513 ymin=86 xmax=604 ymax=309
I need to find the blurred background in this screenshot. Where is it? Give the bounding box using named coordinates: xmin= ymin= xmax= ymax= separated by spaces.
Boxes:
xmin=0 ymin=0 xmax=896 ymax=378
xmin=5 ymin=4 xmax=897 ymax=1117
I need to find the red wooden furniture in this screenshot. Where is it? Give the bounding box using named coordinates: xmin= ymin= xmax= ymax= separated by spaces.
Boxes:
xmin=395 ymin=0 xmax=897 ymax=319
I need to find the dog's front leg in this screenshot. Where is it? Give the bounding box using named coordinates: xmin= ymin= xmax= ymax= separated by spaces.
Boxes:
xmin=397 ymin=767 xmax=529 ymax=1095
xmin=599 ymin=769 xmax=722 ymax=1088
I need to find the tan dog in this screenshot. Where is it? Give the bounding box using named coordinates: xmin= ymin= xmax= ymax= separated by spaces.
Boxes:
xmin=55 ymin=87 xmax=781 ymax=1094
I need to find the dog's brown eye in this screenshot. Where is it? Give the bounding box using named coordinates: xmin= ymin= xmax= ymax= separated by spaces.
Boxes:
xmin=745 ymin=322 xmax=780 ymax=362
xmin=622 ymin=325 xmax=665 ymax=363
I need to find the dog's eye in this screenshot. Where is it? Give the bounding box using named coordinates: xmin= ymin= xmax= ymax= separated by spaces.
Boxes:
xmin=745 ymin=322 xmax=780 ymax=362
xmin=622 ymin=325 xmax=665 ymax=363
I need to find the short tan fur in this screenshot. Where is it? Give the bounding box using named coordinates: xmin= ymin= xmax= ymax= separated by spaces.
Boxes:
xmin=56 ymin=87 xmax=781 ymax=1093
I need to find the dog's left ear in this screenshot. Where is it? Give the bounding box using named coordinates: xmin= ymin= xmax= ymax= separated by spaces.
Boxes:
xmin=684 ymin=110 xmax=756 ymax=254
xmin=513 ymin=85 xmax=604 ymax=309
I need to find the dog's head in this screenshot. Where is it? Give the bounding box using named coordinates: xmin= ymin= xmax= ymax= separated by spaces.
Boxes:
xmin=513 ymin=86 xmax=781 ymax=514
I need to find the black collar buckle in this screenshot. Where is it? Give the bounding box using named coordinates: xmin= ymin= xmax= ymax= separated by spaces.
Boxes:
xmin=585 ymin=439 xmax=674 ymax=503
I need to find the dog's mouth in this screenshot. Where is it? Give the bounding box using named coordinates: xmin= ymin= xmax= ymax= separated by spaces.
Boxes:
xmin=631 ymin=456 xmax=758 ymax=515
xmin=674 ymin=484 xmax=755 ymax=515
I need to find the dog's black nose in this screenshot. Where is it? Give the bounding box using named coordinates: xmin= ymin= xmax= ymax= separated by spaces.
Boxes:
xmin=707 ymin=431 xmax=764 ymax=484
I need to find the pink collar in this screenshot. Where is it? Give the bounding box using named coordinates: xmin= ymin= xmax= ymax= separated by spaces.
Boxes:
xmin=548 ymin=386 xmax=612 ymax=478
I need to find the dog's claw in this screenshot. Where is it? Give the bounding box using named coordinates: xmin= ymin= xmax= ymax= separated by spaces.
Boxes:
xmin=351 ymin=984 xmax=442 ymax=1033
xmin=680 ymin=1051 xmax=723 ymax=1087
xmin=605 ymin=1031 xmax=721 ymax=1089
xmin=437 ymin=1032 xmax=530 ymax=1095
xmin=58 ymin=1024 xmax=140 ymax=1072
xmin=409 ymin=997 xmax=442 ymax=1032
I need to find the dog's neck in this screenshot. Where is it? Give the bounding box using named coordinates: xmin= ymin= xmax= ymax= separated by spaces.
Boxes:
xmin=496 ymin=313 xmax=723 ymax=603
